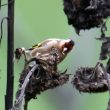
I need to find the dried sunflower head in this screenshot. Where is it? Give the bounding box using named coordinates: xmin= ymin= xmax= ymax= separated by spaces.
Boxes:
xmin=72 ymin=62 xmax=108 ymax=93
xmin=63 ymin=0 xmax=110 ymax=34
xmin=18 ymin=64 xmax=69 ymax=102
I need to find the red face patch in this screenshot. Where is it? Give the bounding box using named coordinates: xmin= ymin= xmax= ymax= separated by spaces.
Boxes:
xmin=64 ymin=40 xmax=74 ymax=53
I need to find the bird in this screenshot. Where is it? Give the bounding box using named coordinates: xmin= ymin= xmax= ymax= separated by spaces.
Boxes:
xmin=13 ymin=38 xmax=74 ymax=110
xmin=15 ymin=38 xmax=74 ymax=65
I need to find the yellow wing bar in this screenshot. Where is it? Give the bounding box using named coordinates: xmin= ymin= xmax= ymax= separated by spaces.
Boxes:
xmin=32 ymin=43 xmax=42 ymax=49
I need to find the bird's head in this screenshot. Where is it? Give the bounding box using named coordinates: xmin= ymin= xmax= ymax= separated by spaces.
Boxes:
xmin=59 ymin=39 xmax=74 ymax=54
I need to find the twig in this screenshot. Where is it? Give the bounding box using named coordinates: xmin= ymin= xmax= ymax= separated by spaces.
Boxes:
xmin=0 ymin=17 xmax=8 ymax=46
xmin=100 ymin=17 xmax=109 ymax=38
xmin=24 ymin=100 xmax=28 ymax=110
xmin=0 ymin=0 xmax=15 ymax=7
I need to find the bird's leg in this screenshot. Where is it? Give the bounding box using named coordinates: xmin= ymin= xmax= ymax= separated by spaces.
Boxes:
xmin=22 ymin=50 xmax=28 ymax=64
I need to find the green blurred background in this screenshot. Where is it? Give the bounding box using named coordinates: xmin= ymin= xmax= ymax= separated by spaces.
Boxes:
xmin=0 ymin=0 xmax=110 ymax=110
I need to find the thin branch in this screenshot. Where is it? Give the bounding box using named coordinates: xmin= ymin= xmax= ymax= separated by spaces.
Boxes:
xmin=0 ymin=0 xmax=1 ymax=9
xmin=0 ymin=0 xmax=15 ymax=7
xmin=0 ymin=17 xmax=8 ymax=46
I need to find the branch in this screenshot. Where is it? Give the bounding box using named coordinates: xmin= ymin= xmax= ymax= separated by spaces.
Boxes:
xmin=0 ymin=17 xmax=8 ymax=46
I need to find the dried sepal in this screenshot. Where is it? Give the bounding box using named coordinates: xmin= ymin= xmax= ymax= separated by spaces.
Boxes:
xmin=72 ymin=62 xmax=109 ymax=93
xmin=107 ymin=58 xmax=110 ymax=74
xmin=100 ymin=41 xmax=110 ymax=60
xmin=97 ymin=36 xmax=110 ymax=60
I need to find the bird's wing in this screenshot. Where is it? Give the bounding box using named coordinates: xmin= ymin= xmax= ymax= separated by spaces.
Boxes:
xmin=28 ymin=43 xmax=42 ymax=50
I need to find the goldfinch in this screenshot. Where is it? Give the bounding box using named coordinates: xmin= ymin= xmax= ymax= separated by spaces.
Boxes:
xmin=15 ymin=38 xmax=74 ymax=64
